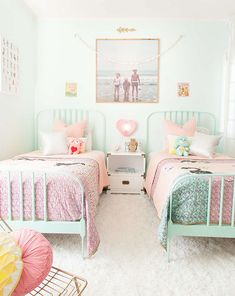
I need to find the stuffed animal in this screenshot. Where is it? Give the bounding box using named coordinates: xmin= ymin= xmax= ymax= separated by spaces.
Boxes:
xmin=174 ymin=136 xmax=190 ymax=157
xmin=68 ymin=138 xmax=82 ymax=155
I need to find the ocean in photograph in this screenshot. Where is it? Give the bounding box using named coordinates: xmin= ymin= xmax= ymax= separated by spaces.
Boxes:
xmin=97 ymin=70 xmax=159 ymax=103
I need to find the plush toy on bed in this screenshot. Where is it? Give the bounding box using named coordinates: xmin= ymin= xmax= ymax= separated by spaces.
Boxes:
xmin=174 ymin=136 xmax=190 ymax=157
xmin=68 ymin=138 xmax=82 ymax=155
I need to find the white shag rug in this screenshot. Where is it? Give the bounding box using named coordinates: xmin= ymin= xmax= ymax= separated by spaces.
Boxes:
xmin=46 ymin=194 xmax=235 ymax=296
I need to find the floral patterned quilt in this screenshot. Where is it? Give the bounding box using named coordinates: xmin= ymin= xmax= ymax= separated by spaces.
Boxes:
xmin=0 ymin=155 xmax=101 ymax=256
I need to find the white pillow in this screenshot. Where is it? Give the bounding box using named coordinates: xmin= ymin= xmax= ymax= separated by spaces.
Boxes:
xmin=84 ymin=127 xmax=93 ymax=151
xmin=190 ymin=132 xmax=222 ymax=158
xmin=40 ymin=131 xmax=68 ymax=155
xmin=196 ymin=126 xmax=210 ymax=134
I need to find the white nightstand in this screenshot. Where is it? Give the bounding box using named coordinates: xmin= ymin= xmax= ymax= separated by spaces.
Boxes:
xmin=107 ymin=151 xmax=146 ymax=194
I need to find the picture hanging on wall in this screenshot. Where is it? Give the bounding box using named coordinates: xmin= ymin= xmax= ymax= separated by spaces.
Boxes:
xmin=0 ymin=36 xmax=19 ymax=94
xmin=178 ymin=82 xmax=190 ymax=97
xmin=96 ymin=39 xmax=160 ymax=103
xmin=65 ymin=82 xmax=78 ymax=97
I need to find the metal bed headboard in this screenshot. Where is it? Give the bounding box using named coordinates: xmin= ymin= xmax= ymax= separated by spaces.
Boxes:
xmin=146 ymin=111 xmax=217 ymax=154
xmin=35 ymin=109 xmax=106 ymax=152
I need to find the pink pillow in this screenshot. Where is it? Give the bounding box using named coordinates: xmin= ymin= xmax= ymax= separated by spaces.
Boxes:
xmin=53 ymin=119 xmax=86 ymax=138
xmin=164 ymin=117 xmax=196 ymax=137
xmin=12 ymin=229 xmax=53 ymax=296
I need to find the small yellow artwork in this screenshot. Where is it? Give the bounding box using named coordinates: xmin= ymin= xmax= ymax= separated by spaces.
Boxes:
xmin=178 ymin=82 xmax=189 ymax=97
xmin=65 ymin=82 xmax=77 ymax=97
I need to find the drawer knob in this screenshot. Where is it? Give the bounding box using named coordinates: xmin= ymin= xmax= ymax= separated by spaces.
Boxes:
xmin=122 ymin=180 xmax=130 ymax=185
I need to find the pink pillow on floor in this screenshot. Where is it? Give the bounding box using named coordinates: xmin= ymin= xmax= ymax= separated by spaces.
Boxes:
xmin=53 ymin=119 xmax=86 ymax=138
xmin=164 ymin=117 xmax=196 ymax=137
xmin=11 ymin=229 xmax=53 ymax=296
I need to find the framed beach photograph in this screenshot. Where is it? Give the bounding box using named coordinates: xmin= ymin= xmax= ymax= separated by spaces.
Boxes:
xmin=96 ymin=39 xmax=160 ymax=103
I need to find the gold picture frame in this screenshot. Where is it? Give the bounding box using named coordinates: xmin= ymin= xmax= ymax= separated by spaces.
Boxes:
xmin=96 ymin=38 xmax=160 ymax=103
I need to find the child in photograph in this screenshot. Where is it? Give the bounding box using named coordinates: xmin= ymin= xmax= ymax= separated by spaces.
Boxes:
xmin=113 ymin=73 xmax=121 ymax=102
xmin=131 ymin=69 xmax=140 ymax=101
xmin=123 ymin=78 xmax=130 ymax=102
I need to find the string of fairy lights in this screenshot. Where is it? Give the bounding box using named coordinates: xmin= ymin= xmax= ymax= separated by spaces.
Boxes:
xmin=74 ymin=33 xmax=184 ymax=66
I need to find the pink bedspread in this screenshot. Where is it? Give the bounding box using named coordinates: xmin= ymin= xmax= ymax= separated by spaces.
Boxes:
xmin=0 ymin=151 xmax=109 ymax=257
xmin=18 ymin=150 xmax=109 ymax=194
xmin=145 ymin=152 xmax=235 ymax=220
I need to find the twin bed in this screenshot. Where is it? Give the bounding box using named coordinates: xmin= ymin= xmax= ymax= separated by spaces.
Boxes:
xmin=0 ymin=109 xmax=109 ymax=258
xmin=145 ymin=111 xmax=235 ymax=260
xmin=1 ymin=109 xmax=235 ymax=261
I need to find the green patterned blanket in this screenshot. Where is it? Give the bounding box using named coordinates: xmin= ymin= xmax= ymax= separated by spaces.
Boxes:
xmin=158 ymin=175 xmax=209 ymax=248
xmin=149 ymin=157 xmax=235 ymax=249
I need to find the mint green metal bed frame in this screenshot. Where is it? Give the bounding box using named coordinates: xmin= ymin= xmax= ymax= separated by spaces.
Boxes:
xmin=1 ymin=109 xmax=106 ymax=258
xmin=146 ymin=111 xmax=235 ymax=261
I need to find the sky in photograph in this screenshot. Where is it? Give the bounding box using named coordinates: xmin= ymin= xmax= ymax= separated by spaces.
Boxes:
xmin=97 ymin=39 xmax=159 ymax=74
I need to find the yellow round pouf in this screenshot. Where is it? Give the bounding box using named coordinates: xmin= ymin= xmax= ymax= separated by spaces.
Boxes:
xmin=0 ymin=232 xmax=23 ymax=296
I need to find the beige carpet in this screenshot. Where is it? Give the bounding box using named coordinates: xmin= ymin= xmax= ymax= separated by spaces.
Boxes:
xmin=46 ymin=194 xmax=235 ymax=296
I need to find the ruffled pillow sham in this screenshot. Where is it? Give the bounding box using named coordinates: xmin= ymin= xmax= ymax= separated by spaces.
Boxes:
xmin=164 ymin=117 xmax=196 ymax=137
xmin=53 ymin=119 xmax=86 ymax=138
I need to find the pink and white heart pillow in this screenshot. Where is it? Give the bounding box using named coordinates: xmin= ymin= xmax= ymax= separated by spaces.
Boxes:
xmin=68 ymin=138 xmax=82 ymax=155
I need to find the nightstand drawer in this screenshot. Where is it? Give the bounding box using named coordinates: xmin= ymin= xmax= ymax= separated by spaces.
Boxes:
xmin=108 ymin=175 xmax=144 ymax=194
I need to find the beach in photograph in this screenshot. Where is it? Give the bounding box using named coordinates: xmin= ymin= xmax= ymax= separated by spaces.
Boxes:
xmin=97 ymin=70 xmax=158 ymax=103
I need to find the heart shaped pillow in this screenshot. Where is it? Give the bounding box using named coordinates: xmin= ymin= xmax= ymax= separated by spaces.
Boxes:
xmin=116 ymin=120 xmax=137 ymax=137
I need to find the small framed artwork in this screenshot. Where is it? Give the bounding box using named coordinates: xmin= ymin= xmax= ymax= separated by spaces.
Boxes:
xmin=65 ymin=82 xmax=77 ymax=97
xmin=96 ymin=38 xmax=160 ymax=103
xmin=178 ymin=82 xmax=190 ymax=97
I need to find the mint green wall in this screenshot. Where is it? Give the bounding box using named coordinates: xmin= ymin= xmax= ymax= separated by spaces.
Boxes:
xmin=0 ymin=0 xmax=36 ymax=159
xmin=36 ymin=19 xmax=228 ymax=151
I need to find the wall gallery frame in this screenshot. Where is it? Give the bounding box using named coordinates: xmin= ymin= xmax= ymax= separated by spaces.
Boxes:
xmin=96 ymin=39 xmax=160 ymax=103
xmin=178 ymin=82 xmax=190 ymax=97
xmin=65 ymin=82 xmax=78 ymax=97
xmin=0 ymin=36 xmax=19 ymax=94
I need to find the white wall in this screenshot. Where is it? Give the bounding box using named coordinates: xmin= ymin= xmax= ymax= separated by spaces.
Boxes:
xmin=0 ymin=0 xmax=37 ymax=159
xmin=36 ymin=19 xmax=229 ymax=151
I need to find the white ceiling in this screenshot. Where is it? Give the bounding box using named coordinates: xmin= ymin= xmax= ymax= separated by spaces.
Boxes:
xmin=23 ymin=0 xmax=235 ymax=19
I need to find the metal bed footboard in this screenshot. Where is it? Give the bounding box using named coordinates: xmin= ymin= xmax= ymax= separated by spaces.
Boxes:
xmin=0 ymin=169 xmax=86 ymax=257
xmin=167 ymin=173 xmax=235 ymax=261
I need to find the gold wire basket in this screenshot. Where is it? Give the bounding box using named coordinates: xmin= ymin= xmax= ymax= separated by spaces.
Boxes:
xmin=0 ymin=218 xmax=87 ymax=296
